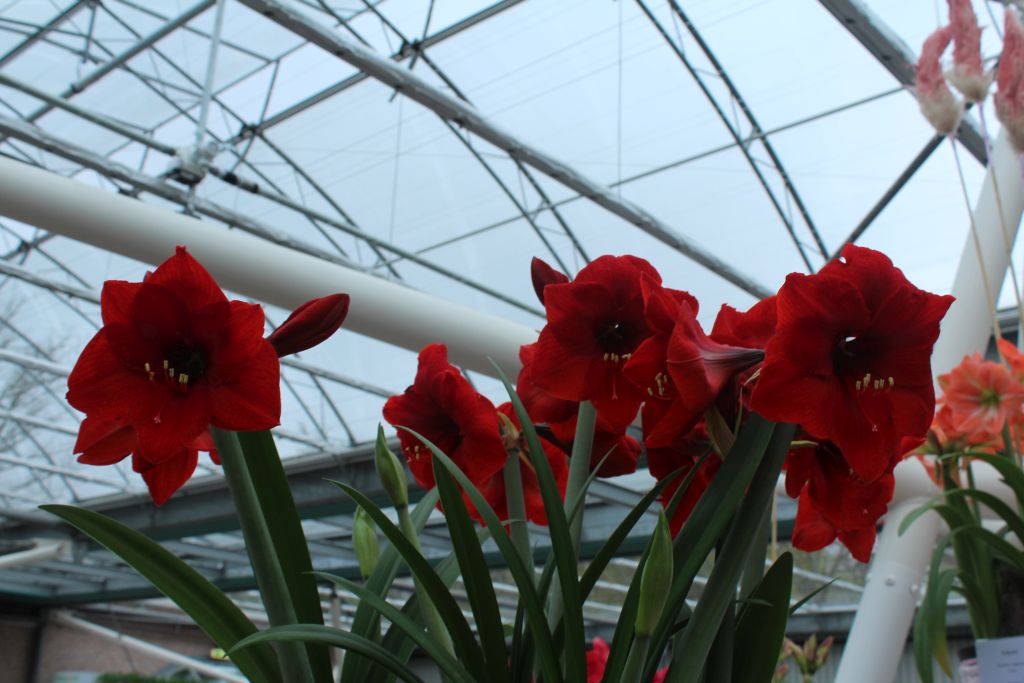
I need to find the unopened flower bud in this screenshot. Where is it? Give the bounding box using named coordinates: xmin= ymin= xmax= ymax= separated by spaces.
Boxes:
xmin=266 ymin=293 xmax=350 ymax=358
xmin=353 ymin=507 xmax=380 ymax=580
xmin=530 ymin=257 xmax=569 ymax=305
xmin=635 ymin=513 xmax=673 ymax=637
xmin=375 ymin=425 xmax=408 ymax=508
xmin=997 ymin=9 xmax=1024 ymax=152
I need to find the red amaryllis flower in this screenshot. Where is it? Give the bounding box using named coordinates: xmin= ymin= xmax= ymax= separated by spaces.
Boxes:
xmin=383 ymin=344 xmax=506 ymax=490
xmin=710 ymin=296 xmax=777 ymax=350
xmin=626 ymin=279 xmax=761 ymax=448
xmin=751 ymin=245 xmax=954 ymax=482
xmin=267 ymin=293 xmax=349 ymax=358
xmin=74 ymin=416 xmax=218 ymax=505
xmin=586 ymin=638 xmax=667 ymax=683
xmin=530 ymin=256 xmax=570 ymax=305
xmin=67 ymin=247 xmax=281 ymax=467
xmin=530 ymin=255 xmax=658 ymax=413
xmin=474 ymin=402 xmax=568 ymax=525
xmin=646 ymin=414 xmax=721 ymax=534
xmin=785 ymin=440 xmax=896 ymax=562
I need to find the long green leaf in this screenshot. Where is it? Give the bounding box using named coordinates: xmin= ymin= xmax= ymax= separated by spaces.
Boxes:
xmin=665 ymin=421 xmax=796 ymax=683
xmin=41 ymin=505 xmax=279 ymax=683
xmin=732 ymin=552 xmax=793 ymax=683
xmin=432 ymin=459 xmax=511 ymax=683
xmin=343 ymin=488 xmax=439 ymax=682
xmin=328 ymin=481 xmax=487 ymax=679
xmin=213 ymin=428 xmax=314 ymax=683
xmin=236 ymin=429 xmax=332 ymax=683
xmin=401 ymin=427 xmax=563 ymax=683
xmin=644 ymin=415 xmax=778 ymax=681
xmin=954 ymin=525 xmax=1024 ymax=569
xmin=493 ymin=363 xmax=587 ymax=683
xmin=313 ymin=571 xmax=476 ymax=683
xmin=233 ymin=625 xmax=425 ymax=683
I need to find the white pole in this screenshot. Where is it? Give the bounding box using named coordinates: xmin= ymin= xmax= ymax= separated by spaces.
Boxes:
xmin=52 ymin=611 xmax=248 ymax=683
xmin=835 ymin=131 xmax=1024 ymax=683
xmin=0 ymin=157 xmax=536 ymax=377
xmin=0 ymin=539 xmax=65 ymax=569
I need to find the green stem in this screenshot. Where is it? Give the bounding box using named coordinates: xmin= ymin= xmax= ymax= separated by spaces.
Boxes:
xmin=547 ymin=401 xmax=596 ymax=637
xmin=504 ymin=449 xmax=535 ymax=583
xmin=620 ymin=634 xmax=651 ymax=683
xmin=212 ymin=427 xmax=314 ymax=683
xmin=740 ymin=504 xmax=771 ymax=600
xmin=397 ymin=503 xmax=455 ymax=659
xmin=566 ymin=401 xmax=597 ymax=553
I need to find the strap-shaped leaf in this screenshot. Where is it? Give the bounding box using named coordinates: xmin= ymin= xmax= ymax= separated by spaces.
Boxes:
xmin=342 ymin=488 xmax=439 ymax=681
xmin=236 ymin=430 xmax=332 ymax=683
xmin=732 ymin=552 xmax=793 ymax=683
xmin=664 ymin=421 xmax=796 ymax=683
xmin=328 ymin=481 xmax=487 ymax=679
xmin=432 ymin=459 xmax=511 ymax=683
xmin=313 ymin=572 xmax=476 ymax=683
xmin=233 ymin=625 xmax=425 ymax=683
xmin=401 ymin=427 xmax=563 ymax=683
xmin=41 ymin=505 xmax=280 ymax=683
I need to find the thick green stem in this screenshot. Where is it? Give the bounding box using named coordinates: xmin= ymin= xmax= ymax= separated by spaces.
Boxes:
xmin=620 ymin=635 xmax=651 ymax=683
xmin=740 ymin=504 xmax=771 ymax=600
xmin=397 ymin=503 xmax=455 ymax=659
xmin=504 ymin=449 xmax=535 ymax=583
xmin=547 ymin=400 xmax=596 ymax=637
xmin=212 ymin=427 xmax=314 ymax=683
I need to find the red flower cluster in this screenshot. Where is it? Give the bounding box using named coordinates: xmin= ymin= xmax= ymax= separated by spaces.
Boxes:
xmin=67 ymin=247 xmax=349 ymax=505
xmin=383 ymin=246 xmax=951 ymax=558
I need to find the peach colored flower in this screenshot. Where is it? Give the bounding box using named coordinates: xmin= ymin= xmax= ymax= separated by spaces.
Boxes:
xmin=999 ymin=338 xmax=1024 ymax=380
xmin=939 ymin=353 xmax=1024 ymax=440
xmin=947 ymin=0 xmax=991 ymax=102
xmin=996 ymin=9 xmax=1024 ymax=151
xmin=917 ymin=26 xmax=964 ymax=134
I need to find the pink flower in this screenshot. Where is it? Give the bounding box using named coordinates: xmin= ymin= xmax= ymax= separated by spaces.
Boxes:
xmin=996 ymin=9 xmax=1024 ymax=151
xmin=947 ymin=0 xmax=990 ymax=102
xmin=939 ymin=353 xmax=1024 ymax=440
xmin=916 ymin=26 xmax=964 ymax=134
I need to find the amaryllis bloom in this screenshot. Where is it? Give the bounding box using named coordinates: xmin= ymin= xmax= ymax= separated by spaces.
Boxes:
xmin=997 ymin=10 xmax=1024 ymax=151
xmin=67 ymin=247 xmax=281 ymax=467
xmin=74 ymin=416 xmax=218 ymax=505
xmin=474 ymin=403 xmax=568 ymax=525
xmin=266 ymin=293 xmax=349 ymax=358
xmin=916 ymin=25 xmax=964 ymax=134
xmin=999 ymin=338 xmax=1024 ymax=380
xmin=751 ymin=245 xmax=954 ymax=483
xmin=383 ymin=344 xmax=506 ymax=490
xmin=646 ymin=415 xmax=721 ymax=535
xmin=710 ymin=296 xmax=777 ymax=350
xmin=548 ymin=410 xmax=643 ymax=477
xmin=530 ymin=256 xmax=570 ymax=305
xmin=586 ymin=638 xmax=667 ymax=683
xmin=530 ymin=255 xmax=658 ymax=414
xmin=947 ymin=0 xmax=990 ymax=102
xmin=627 ymin=279 xmax=761 ymax=448
xmin=785 ymin=440 xmax=896 ymax=562
xmin=938 ymin=353 xmax=1024 ymax=439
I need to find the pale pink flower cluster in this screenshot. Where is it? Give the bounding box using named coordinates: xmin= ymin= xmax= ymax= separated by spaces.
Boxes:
xmin=996 ymin=10 xmax=1024 ymax=151
xmin=948 ymin=0 xmax=991 ymax=102
xmin=916 ymin=25 xmax=964 ymax=135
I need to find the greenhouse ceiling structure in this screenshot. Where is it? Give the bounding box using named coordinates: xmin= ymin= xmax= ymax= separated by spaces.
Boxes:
xmin=0 ymin=0 xmax=1008 ymax=658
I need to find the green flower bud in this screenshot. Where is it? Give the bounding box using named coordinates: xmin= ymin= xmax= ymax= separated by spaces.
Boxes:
xmin=635 ymin=513 xmax=673 ymax=637
xmin=353 ymin=507 xmax=380 ymax=580
xmin=375 ymin=424 xmax=408 ymax=508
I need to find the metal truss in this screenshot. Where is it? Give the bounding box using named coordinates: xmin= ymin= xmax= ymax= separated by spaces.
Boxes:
xmin=638 ymin=0 xmax=829 ymax=272
xmin=238 ymin=0 xmax=773 ymax=299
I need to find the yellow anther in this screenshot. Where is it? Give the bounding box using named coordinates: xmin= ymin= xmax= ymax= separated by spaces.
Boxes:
xmin=163 ymin=360 xmax=169 ymax=370
xmin=888 ymin=377 xmax=894 ymax=388
xmin=603 ymin=353 xmax=610 ymax=361
xmin=168 ymin=368 xmax=175 ymax=379
xmin=647 ymin=387 xmax=654 ymax=396
xmin=863 ymin=372 xmax=871 ymax=386
xmin=855 ymin=380 xmax=862 ymax=391
xmin=179 ymin=373 xmax=189 ymax=385
xmin=144 ymin=362 xmax=151 ymax=372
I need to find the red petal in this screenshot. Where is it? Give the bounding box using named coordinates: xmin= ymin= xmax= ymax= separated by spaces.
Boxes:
xmin=209 ymin=340 xmax=281 ymax=431
xmin=100 ymin=280 xmax=142 ymax=326
xmin=267 ymin=293 xmax=350 ymax=358
xmin=145 ymin=246 xmax=228 ymax=314
xmin=75 ymin=417 xmax=136 ymax=466
xmin=134 ymin=448 xmax=199 ymax=506
xmin=135 ymin=385 xmax=212 ymax=463
xmin=531 ymin=257 xmax=570 ymax=305
xmin=66 ymin=331 xmax=158 ymax=421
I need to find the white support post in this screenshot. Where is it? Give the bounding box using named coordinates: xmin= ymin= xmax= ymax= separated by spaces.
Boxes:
xmin=835 ymin=131 xmax=1024 ymax=683
xmin=52 ymin=611 xmax=248 ymax=683
xmin=0 ymin=157 xmax=536 ymax=377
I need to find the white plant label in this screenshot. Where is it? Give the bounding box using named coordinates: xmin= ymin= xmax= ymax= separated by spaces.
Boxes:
xmin=977 ymin=636 xmax=1024 ymax=683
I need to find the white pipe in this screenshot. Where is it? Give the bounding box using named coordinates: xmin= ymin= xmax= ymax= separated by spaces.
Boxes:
xmin=0 ymin=157 xmax=536 ymax=377
xmin=0 ymin=539 xmax=65 ymax=570
xmin=836 ymin=131 xmax=1024 ymax=683
xmin=53 ymin=611 xmax=247 ymax=683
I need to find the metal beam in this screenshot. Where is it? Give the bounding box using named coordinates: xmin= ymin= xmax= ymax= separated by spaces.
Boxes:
xmin=818 ymin=0 xmax=987 ymax=164
xmin=0 ymin=1 xmax=89 ymax=69
xmin=238 ymin=0 xmax=772 ymax=299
